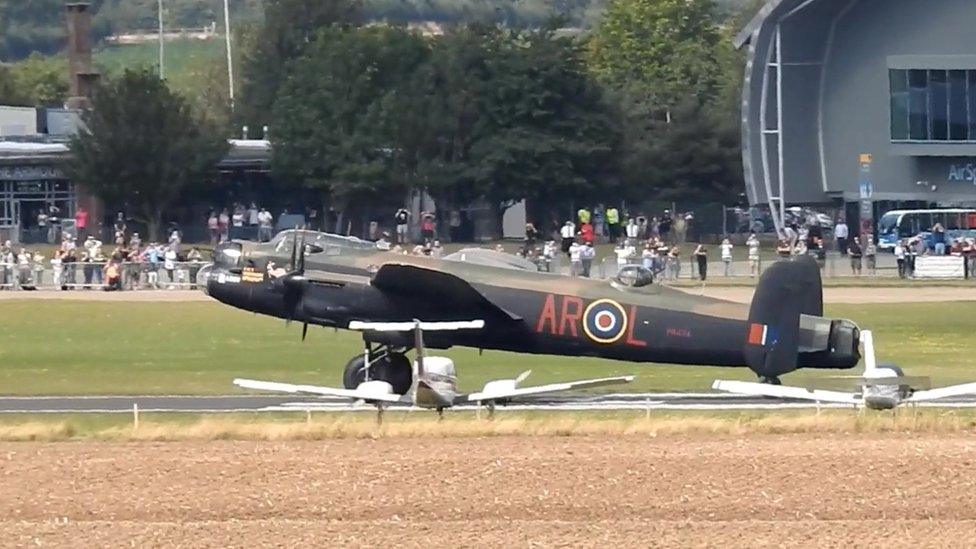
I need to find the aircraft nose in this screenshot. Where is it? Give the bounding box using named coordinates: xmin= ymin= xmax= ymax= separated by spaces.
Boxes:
xmin=196 ymin=263 xmax=213 ymax=296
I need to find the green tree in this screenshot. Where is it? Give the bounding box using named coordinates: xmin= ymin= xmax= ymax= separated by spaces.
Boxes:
xmin=588 ymin=0 xmax=724 ymax=110
xmin=67 ymin=68 xmax=228 ymax=240
xmin=463 ymin=26 xmax=617 ymax=226
xmin=620 ymin=97 xmax=741 ymax=202
xmin=271 ymin=26 xmax=428 ymax=225
xmin=9 ymin=53 xmax=69 ymax=106
xmin=237 ymin=0 xmax=363 ymax=129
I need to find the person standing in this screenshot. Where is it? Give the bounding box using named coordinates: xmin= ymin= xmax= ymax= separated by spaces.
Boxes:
xmin=48 ymin=204 xmax=61 ymax=244
xmin=932 ymin=223 xmax=947 ymax=255
xmin=420 ymin=212 xmax=436 ymax=243
xmin=606 ymin=206 xmax=620 ymax=243
xmin=747 ymin=232 xmax=761 ymax=277
xmin=218 ymin=208 xmax=230 ymax=243
xmin=257 ymin=208 xmax=274 ymax=242
xmin=207 ymin=211 xmax=219 ymax=245
xmin=834 ymin=218 xmax=849 ymax=256
xmin=560 ymin=221 xmax=576 ymax=257
xmin=577 ymin=207 xmax=591 ymax=227
xmin=625 ymin=217 xmax=639 ymax=241
xmin=579 ymin=221 xmax=594 ymax=245
xmin=864 ymin=235 xmax=877 ymax=276
xmin=569 ymin=239 xmax=582 ymax=277
xmin=720 ymin=238 xmax=734 ymax=277
xmin=848 ymin=238 xmax=863 ymax=276
xmin=694 ymin=244 xmax=708 ymax=281
xmin=394 ymin=208 xmax=410 ymax=244
xmin=964 ymin=238 xmax=976 ymax=280
xmin=74 ymin=206 xmax=88 ymax=240
xmin=580 ymin=241 xmax=596 ymax=278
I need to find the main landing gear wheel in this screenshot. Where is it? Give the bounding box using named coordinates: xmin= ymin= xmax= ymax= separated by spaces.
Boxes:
xmin=759 ymin=376 xmax=782 ymax=386
xmin=342 ymin=352 xmax=412 ymax=395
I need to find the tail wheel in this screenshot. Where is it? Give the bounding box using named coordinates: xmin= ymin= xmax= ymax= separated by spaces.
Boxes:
xmin=342 ymin=352 xmax=412 ymax=395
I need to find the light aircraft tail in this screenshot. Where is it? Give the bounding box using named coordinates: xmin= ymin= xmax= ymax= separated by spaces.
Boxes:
xmin=744 ymin=255 xmax=823 ymax=379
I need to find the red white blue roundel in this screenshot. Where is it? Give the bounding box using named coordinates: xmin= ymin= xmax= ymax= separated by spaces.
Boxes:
xmin=583 ymin=299 xmax=628 ymax=344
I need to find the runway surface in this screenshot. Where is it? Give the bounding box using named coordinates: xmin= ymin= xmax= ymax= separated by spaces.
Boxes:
xmin=6 ymin=392 xmax=976 ymax=413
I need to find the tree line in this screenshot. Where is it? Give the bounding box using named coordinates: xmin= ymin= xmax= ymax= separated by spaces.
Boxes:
xmin=65 ymin=0 xmax=751 ymax=240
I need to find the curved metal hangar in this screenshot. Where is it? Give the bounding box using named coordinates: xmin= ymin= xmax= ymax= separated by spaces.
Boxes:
xmin=738 ymin=0 xmax=976 ymax=228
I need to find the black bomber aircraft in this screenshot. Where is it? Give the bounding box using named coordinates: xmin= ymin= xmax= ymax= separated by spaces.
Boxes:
xmin=200 ymin=230 xmax=862 ymax=398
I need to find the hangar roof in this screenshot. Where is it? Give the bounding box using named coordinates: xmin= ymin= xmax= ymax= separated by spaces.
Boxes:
xmin=734 ymin=0 xmax=808 ymax=49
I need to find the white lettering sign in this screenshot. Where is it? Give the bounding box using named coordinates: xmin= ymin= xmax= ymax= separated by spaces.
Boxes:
xmin=948 ymin=163 xmax=976 ymax=184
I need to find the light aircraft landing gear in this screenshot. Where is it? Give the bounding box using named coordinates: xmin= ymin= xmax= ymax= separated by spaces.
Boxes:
xmin=342 ymin=344 xmax=412 ymax=395
xmin=759 ymin=376 xmax=782 ymax=386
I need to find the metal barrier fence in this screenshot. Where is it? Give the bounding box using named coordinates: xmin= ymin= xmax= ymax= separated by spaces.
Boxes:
xmin=0 ymin=261 xmax=207 ymax=291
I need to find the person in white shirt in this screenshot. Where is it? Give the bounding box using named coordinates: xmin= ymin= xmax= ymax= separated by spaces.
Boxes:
xmin=746 ymin=233 xmax=761 ymax=277
xmin=257 ymin=208 xmax=274 ymax=242
xmin=51 ymin=250 xmax=63 ymax=289
xmin=625 ymin=218 xmax=639 ymax=240
xmin=894 ymin=240 xmax=906 ymax=278
xmin=560 ymin=221 xmax=576 ymax=257
xmin=568 ymin=240 xmax=582 ymax=276
xmin=834 ymin=219 xmax=849 ymax=255
xmin=720 ymin=238 xmax=734 ymax=277
xmin=163 ymin=247 xmax=178 ymax=286
xmin=580 ymin=241 xmax=596 ymax=277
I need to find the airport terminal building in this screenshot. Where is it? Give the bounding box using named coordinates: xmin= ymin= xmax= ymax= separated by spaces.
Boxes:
xmin=738 ymin=0 xmax=976 ymax=231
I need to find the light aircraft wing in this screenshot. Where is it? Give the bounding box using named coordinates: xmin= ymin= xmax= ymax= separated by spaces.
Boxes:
xmin=349 ymin=320 xmax=485 ymax=332
xmin=234 ymin=378 xmax=404 ymax=403
xmin=906 ymin=382 xmax=976 ymax=403
xmin=712 ymin=380 xmax=861 ymax=405
xmin=464 ymin=375 xmax=635 ymax=403
xmin=372 ymin=263 xmax=522 ymax=321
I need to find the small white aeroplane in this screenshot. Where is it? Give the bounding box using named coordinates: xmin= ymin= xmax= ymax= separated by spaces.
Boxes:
xmin=235 ymin=319 xmax=634 ymax=419
xmin=713 ymin=331 xmax=976 ymax=410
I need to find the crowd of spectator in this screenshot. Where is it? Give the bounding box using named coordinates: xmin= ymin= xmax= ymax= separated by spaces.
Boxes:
xmin=1 ymin=212 xmax=205 ymax=291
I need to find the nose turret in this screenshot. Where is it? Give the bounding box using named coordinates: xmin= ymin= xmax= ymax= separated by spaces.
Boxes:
xmin=196 ymin=263 xmax=214 ymax=296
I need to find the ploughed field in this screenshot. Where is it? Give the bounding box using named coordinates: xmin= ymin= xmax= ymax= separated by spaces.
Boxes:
xmin=0 ymin=297 xmax=974 ymax=395
xmin=3 ymin=434 xmax=976 ymax=547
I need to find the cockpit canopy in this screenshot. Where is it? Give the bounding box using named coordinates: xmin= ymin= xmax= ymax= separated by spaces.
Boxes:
xmin=615 ymin=265 xmax=654 ymax=288
xmin=270 ymin=230 xmax=376 ymax=257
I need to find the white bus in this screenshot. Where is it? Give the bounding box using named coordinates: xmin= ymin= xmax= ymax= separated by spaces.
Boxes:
xmin=877 ymin=209 xmax=976 ymax=250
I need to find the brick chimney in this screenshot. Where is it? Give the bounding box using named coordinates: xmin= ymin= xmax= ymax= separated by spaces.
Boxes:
xmin=65 ymin=2 xmax=99 ymax=109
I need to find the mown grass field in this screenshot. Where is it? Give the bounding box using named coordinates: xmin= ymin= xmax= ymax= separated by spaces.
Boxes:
xmin=1 ymin=300 xmax=974 ymax=396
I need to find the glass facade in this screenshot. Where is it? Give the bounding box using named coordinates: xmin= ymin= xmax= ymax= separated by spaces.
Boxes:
xmin=891 ymin=68 xmax=976 ymax=142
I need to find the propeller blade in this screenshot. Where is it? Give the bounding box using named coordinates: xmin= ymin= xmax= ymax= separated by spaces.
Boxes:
xmin=514 ymin=370 xmax=532 ymax=386
xmin=289 ymin=229 xmax=298 ymax=271
xmin=302 ymin=322 xmax=308 ymax=342
xmin=298 ymin=232 xmax=306 ymax=274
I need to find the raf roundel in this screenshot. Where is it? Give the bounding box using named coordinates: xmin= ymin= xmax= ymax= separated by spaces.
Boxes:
xmin=582 ymin=299 xmax=628 ymax=344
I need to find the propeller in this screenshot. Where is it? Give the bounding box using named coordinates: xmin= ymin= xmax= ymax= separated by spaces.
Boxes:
xmin=280 ymin=229 xmax=309 ymax=340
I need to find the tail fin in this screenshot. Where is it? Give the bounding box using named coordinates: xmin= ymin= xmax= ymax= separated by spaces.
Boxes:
xmin=744 ymin=255 xmax=823 ymax=378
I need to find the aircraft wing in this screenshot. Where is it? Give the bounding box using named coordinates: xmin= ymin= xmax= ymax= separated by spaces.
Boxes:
xmin=233 ymin=378 xmax=404 ymax=403
xmin=372 ymin=263 xmax=522 ymax=321
xmin=906 ymin=382 xmax=976 ymax=403
xmin=464 ymin=375 xmax=635 ymax=403
xmin=712 ymin=380 xmax=861 ymax=405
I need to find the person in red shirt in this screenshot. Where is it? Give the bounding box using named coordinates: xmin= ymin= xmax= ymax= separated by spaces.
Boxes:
xmin=579 ymin=222 xmax=594 ymax=244
xmin=75 ymin=206 xmax=88 ymax=239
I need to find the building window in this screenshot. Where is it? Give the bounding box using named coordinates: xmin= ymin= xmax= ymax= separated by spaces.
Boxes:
xmin=891 ymin=68 xmax=976 ymax=142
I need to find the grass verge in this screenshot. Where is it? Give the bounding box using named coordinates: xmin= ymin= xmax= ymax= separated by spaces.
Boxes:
xmin=2 ymin=410 xmax=976 ymax=441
